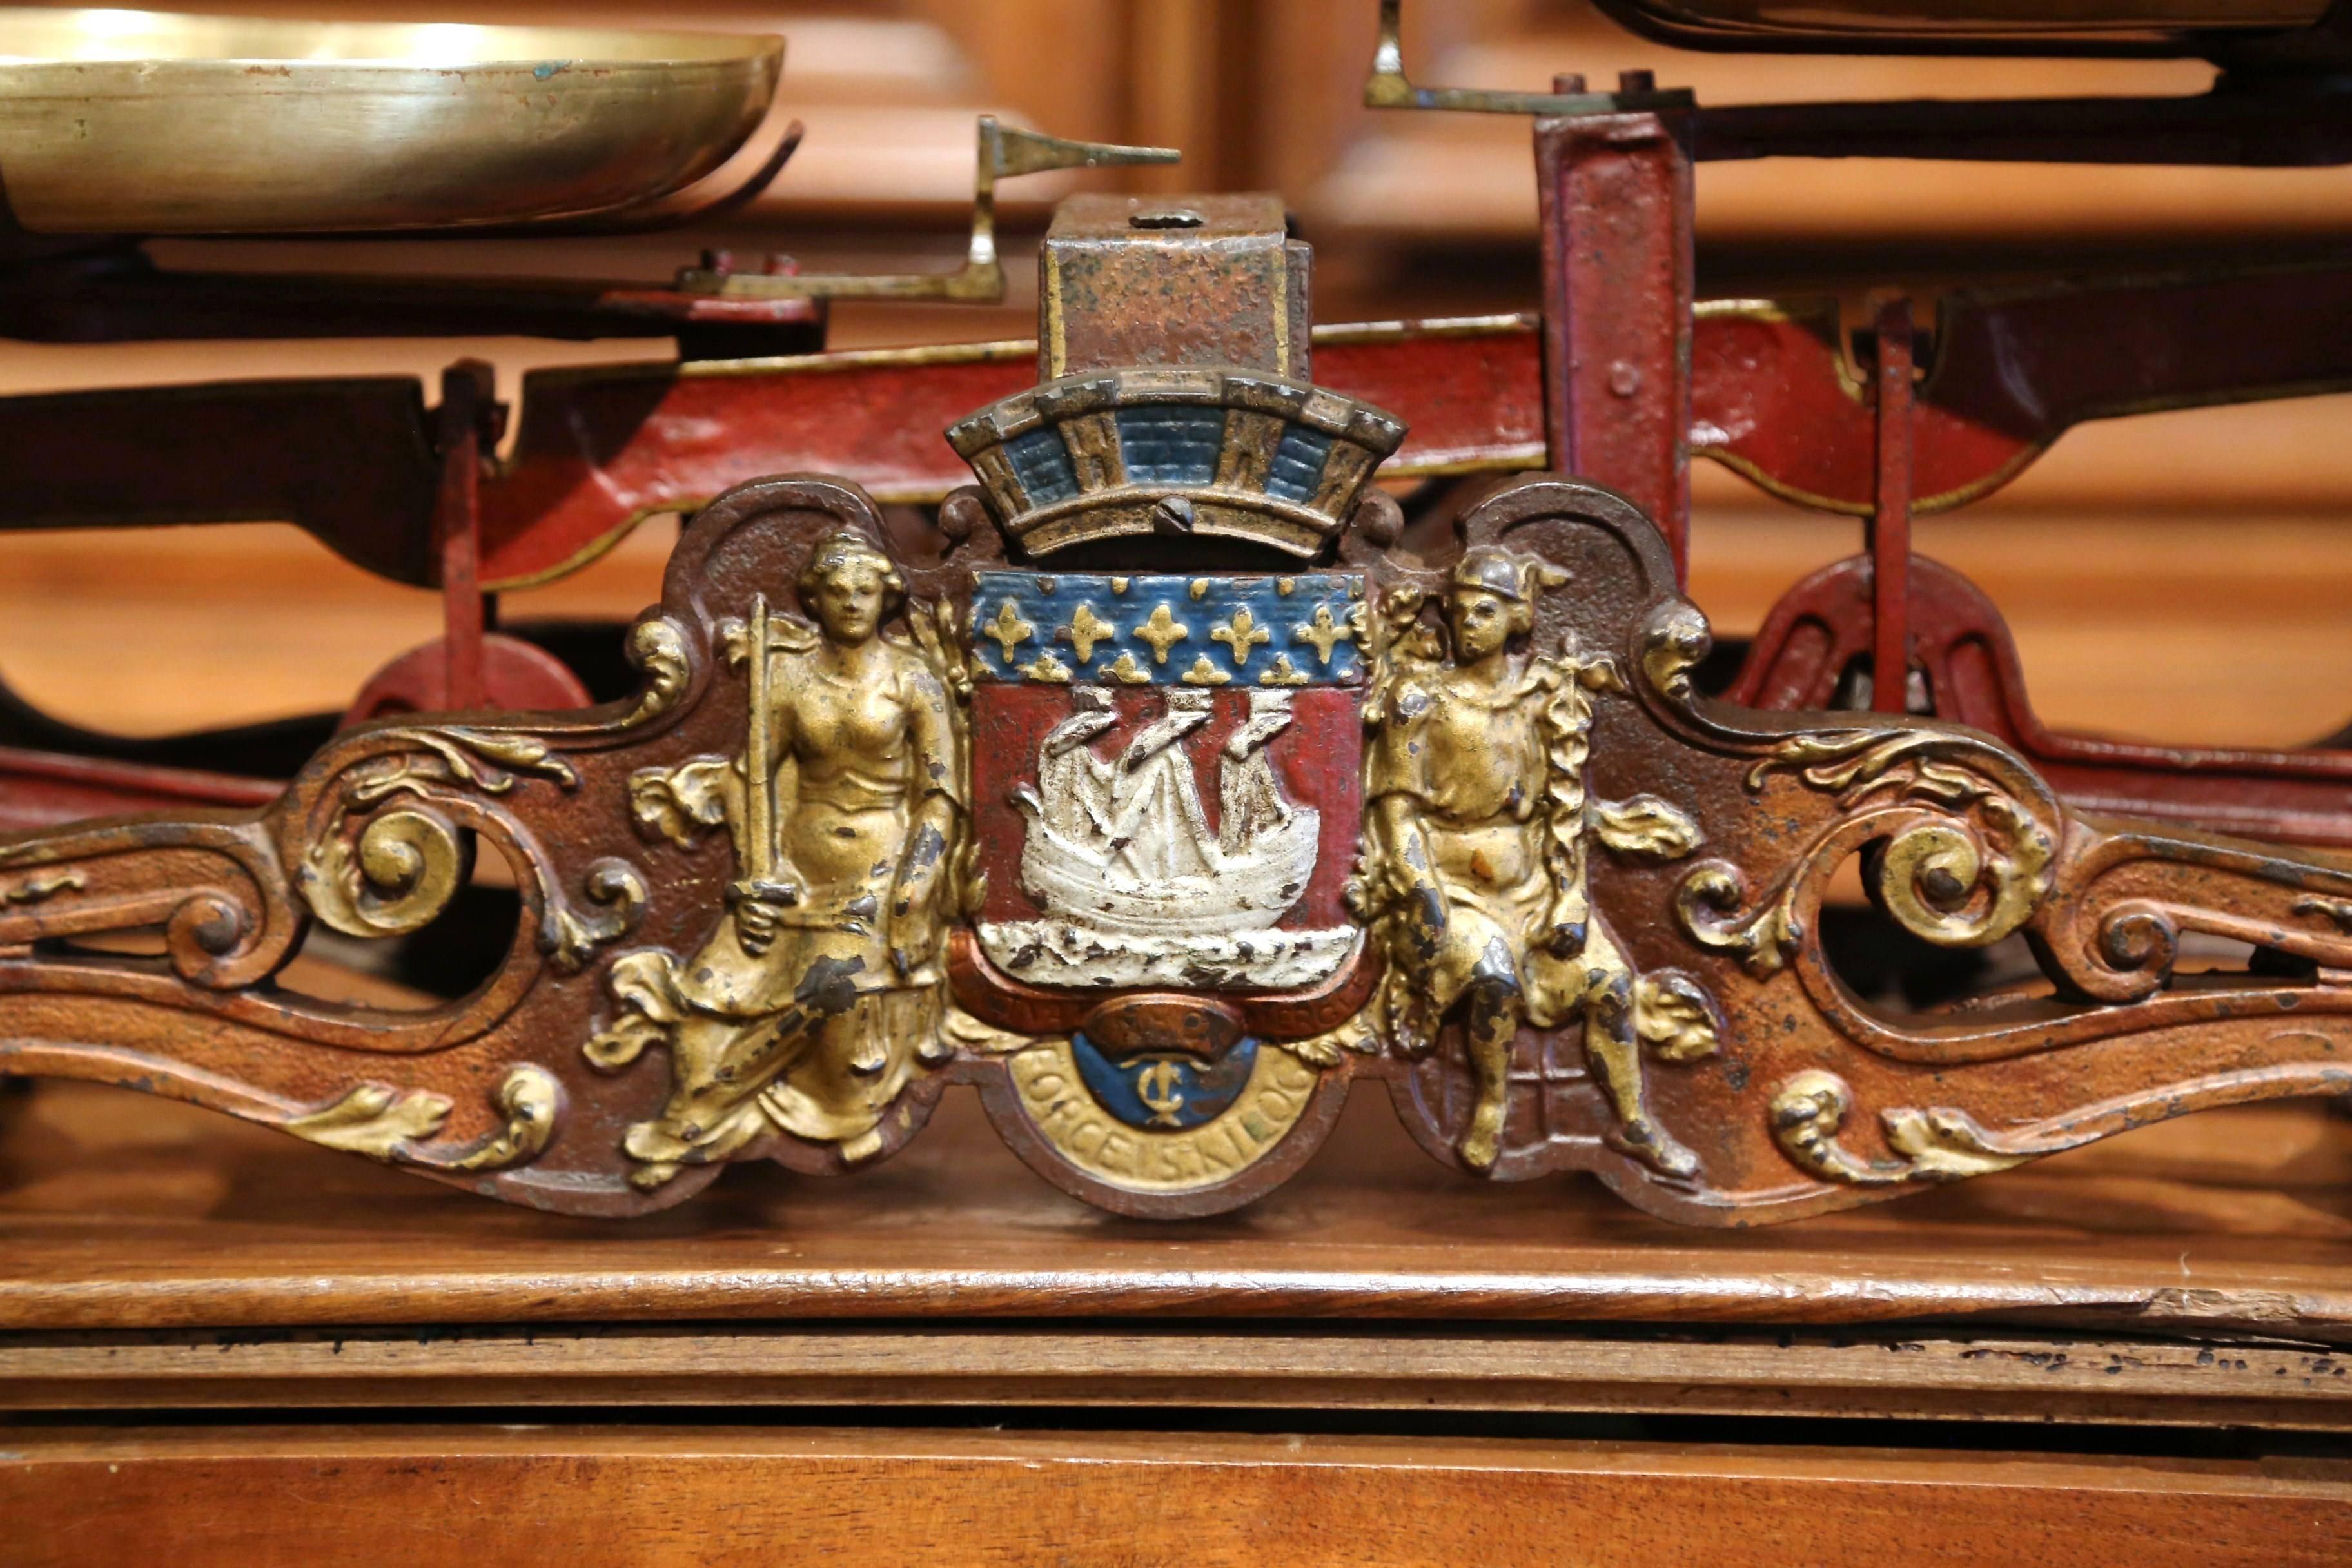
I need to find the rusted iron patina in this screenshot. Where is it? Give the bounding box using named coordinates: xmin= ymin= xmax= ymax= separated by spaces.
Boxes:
xmin=1 ymin=193 xmax=2349 ymax=1226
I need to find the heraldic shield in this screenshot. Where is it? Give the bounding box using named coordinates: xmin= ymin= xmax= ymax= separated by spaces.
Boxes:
xmin=963 ymin=571 xmax=1368 ymax=997
xmin=10 ymin=190 xmax=2352 ymax=1228
xmin=951 ymin=569 xmax=1377 ymax=1203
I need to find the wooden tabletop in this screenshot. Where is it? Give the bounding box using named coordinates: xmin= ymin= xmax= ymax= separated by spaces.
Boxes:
xmin=5 ymin=1072 xmax=2349 ymax=1342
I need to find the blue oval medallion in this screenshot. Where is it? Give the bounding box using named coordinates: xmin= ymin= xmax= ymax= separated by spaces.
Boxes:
xmin=1071 ymin=1032 xmax=1260 ymax=1131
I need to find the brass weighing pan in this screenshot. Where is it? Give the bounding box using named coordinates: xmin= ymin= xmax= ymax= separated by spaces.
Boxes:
xmin=0 ymin=8 xmax=783 ymax=234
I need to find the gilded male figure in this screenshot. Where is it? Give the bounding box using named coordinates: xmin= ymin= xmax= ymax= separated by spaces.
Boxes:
xmin=1356 ymin=545 xmax=1715 ymax=1176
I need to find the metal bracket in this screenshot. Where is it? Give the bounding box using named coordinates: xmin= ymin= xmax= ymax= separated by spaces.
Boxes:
xmin=675 ymin=116 xmax=1179 ymax=301
xmin=1363 ymin=0 xmax=1692 ymax=117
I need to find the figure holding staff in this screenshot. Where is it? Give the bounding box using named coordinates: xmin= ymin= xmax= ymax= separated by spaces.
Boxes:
xmin=591 ymin=528 xmax=965 ymax=1179
xmin=725 ymin=591 xmax=809 ymax=952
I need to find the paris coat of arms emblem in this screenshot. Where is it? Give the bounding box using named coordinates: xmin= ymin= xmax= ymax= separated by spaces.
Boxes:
xmin=915 ymin=195 xmax=1721 ymax=1210
xmin=952 ymin=566 xmax=1375 ymax=1200
xmin=7 ymin=189 xmax=2351 ymax=1228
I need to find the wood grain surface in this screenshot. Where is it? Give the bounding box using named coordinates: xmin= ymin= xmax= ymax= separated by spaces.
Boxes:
xmin=6 ymin=1424 xmax=2349 ymax=1568
xmin=5 ymin=1320 xmax=2350 ymax=1429
xmin=5 ymin=1073 xmax=2349 ymax=1340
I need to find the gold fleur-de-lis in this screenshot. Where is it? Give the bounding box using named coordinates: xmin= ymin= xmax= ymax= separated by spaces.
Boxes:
xmin=1210 ymin=607 xmax=1271 ymax=667
xmin=1101 ymin=652 xmax=1152 ymax=685
xmin=1179 ymin=654 xmax=1232 ymax=686
xmin=1017 ymin=651 xmax=1073 ymax=684
xmin=1059 ymin=603 xmax=1119 ymax=663
xmin=1133 ymin=603 xmax=1191 ymax=665
xmin=1258 ymin=654 xmax=1310 ymax=687
xmin=984 ymin=598 xmax=1036 ymax=661
xmin=1291 ymin=603 xmax=1355 ymax=665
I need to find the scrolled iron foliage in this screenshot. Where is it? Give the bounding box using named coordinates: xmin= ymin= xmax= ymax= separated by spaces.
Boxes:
xmin=284 ymin=1064 xmax=561 ymax=1172
xmin=1674 ymin=727 xmax=2060 ymax=981
xmin=617 ymin=616 xmax=695 ymax=729
xmin=0 ymin=471 xmax=2346 ymax=1224
xmin=309 ymin=804 xmax=467 ymax=939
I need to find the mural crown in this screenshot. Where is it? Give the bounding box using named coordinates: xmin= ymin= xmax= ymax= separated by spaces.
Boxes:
xmin=944 ymin=192 xmax=1405 ymax=558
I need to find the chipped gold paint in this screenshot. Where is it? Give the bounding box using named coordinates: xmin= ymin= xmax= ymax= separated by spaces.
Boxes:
xmin=1309 ymin=442 xmax=1376 ymax=514
xmin=1102 ymin=652 xmax=1152 ymax=684
xmin=1214 ymin=409 xmax=1285 ymax=492
xmin=1063 ymin=413 xmax=1125 ymax=492
xmin=285 ymin=1083 xmax=450 ymax=1158
xmin=441 ymin=1066 xmax=563 ymax=1173
xmin=1353 ymin=546 xmax=1717 ymax=1178
xmin=972 ymin=447 xmax=1029 ymax=521
xmin=1133 ymin=603 xmax=1191 ymax=664
xmin=985 ymin=599 xmax=1037 ymax=660
xmin=282 ymin=1066 xmax=562 ymax=1175
xmin=1291 ymin=604 xmax=1354 ymax=665
xmin=0 ymin=870 xmax=84 ymax=907
xmin=1179 ymin=654 xmax=1232 ymax=686
xmin=1210 ymin=607 xmax=1271 ymax=667
xmin=589 ymin=531 xmax=966 ymax=1184
xmin=1258 ymin=654 xmax=1310 ymax=687
xmin=1061 ymin=603 xmax=1119 ymax=663
xmin=1042 ymin=245 xmax=1067 ymax=378
xmin=1770 ymin=1069 xmax=2052 ymax=1186
xmin=1018 ymin=651 xmax=1074 ymax=684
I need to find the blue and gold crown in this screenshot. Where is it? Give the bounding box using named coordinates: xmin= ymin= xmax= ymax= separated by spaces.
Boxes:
xmin=946 ymin=368 xmax=1404 ymax=557
xmin=943 ymin=193 xmax=1405 ymax=559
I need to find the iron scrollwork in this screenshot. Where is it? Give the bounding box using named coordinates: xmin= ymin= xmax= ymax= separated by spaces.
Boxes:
xmin=2 ymin=188 xmax=2350 ymax=1225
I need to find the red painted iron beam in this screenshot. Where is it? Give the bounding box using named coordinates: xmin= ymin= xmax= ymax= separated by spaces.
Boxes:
xmin=488 ymin=260 xmax=2352 ymax=583
xmin=0 ymin=748 xmax=279 ymax=835
xmin=435 ymin=364 xmax=490 ymax=710
xmin=1691 ymin=262 xmax=2352 ymax=518
xmin=478 ymin=318 xmax=1551 ymax=585
xmin=6 ymin=262 xmax=2352 ymax=589
xmin=0 ymin=320 xmax=1545 ymax=591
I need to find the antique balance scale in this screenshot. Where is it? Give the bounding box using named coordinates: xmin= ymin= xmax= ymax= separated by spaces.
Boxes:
xmin=1 ymin=0 xmax=2351 ymax=1226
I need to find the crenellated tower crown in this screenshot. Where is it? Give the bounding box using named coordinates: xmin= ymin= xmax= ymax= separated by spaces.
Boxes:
xmin=945 ymin=193 xmax=1405 ymax=558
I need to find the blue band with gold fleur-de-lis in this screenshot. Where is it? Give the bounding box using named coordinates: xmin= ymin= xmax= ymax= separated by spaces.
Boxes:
xmin=969 ymin=571 xmax=1366 ymax=688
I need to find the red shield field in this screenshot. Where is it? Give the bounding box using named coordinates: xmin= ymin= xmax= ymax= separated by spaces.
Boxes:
xmin=964 ymin=569 xmax=1365 ymax=996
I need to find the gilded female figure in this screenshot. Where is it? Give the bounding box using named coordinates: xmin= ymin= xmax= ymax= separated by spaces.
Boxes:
xmin=1357 ymin=545 xmax=1713 ymax=1177
xmin=591 ymin=528 xmax=965 ymax=1182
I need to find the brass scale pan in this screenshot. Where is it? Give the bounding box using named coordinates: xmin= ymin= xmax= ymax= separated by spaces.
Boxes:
xmin=0 ymin=7 xmax=784 ymax=235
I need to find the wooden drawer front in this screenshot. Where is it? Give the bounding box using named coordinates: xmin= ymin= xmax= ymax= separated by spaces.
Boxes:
xmin=6 ymin=1425 xmax=2349 ymax=1567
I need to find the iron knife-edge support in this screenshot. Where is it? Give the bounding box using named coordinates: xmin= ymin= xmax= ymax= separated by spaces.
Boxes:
xmin=3 ymin=191 xmax=2349 ymax=1225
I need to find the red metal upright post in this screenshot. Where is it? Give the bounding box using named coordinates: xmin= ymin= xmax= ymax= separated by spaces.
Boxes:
xmin=433 ymin=362 xmax=491 ymax=711
xmin=1868 ymin=296 xmax=1914 ymax=714
xmin=1534 ymin=70 xmax=1696 ymax=582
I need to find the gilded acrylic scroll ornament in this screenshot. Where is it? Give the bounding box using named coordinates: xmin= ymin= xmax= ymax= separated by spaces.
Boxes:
xmin=1 ymin=189 xmax=2351 ymax=1225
